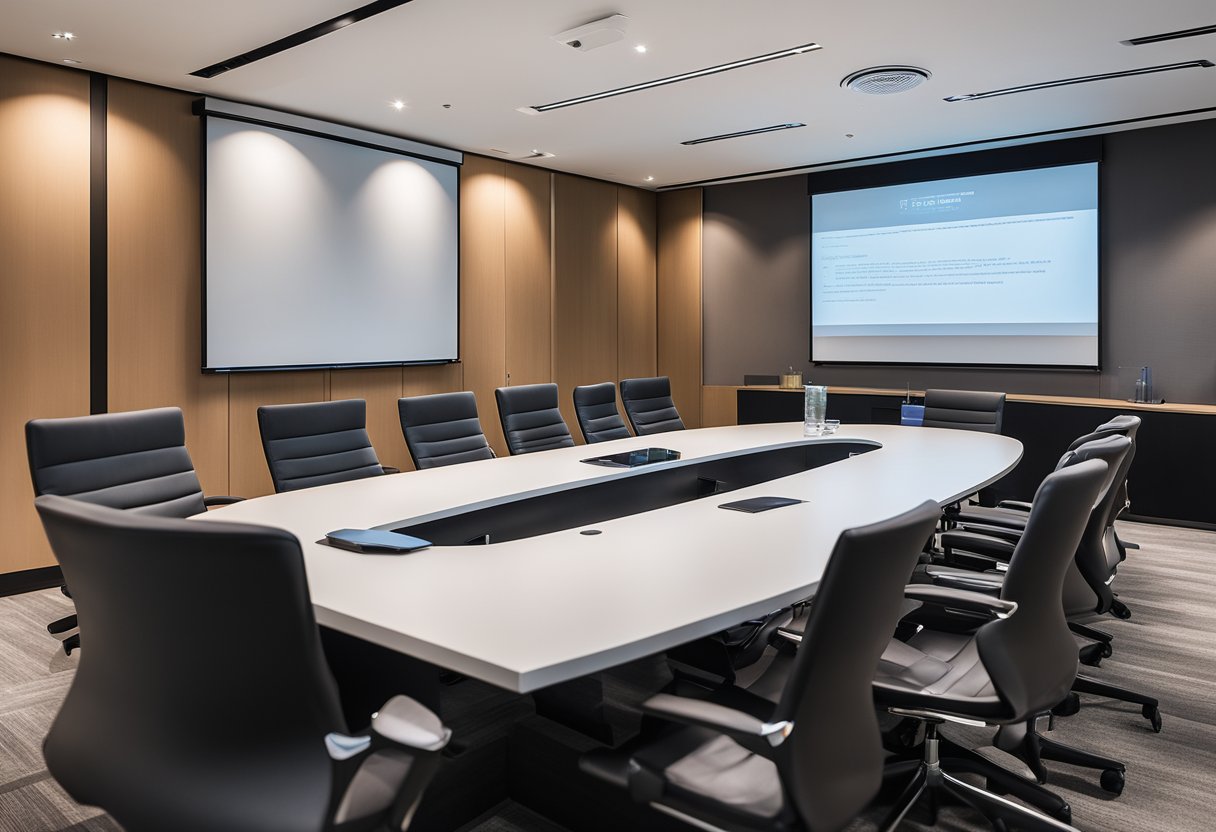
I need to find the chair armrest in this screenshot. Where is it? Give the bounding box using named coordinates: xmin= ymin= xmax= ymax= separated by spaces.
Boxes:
xmin=924 ymin=568 xmax=1004 ymax=594
xmin=203 ymin=495 xmax=245 ymax=507
xmin=940 ymin=530 xmax=1016 ymax=560
xmin=952 ymin=522 xmax=1023 ymax=542
xmin=905 ymin=585 xmax=1017 ymax=619
xmin=326 ymin=696 xmax=450 ymax=830
xmin=641 ymin=693 xmax=793 ymax=755
xmin=371 ymin=695 xmax=451 ymax=752
xmin=996 ymin=499 xmax=1033 ymax=512
xmin=381 ymin=466 xmax=401 ymax=475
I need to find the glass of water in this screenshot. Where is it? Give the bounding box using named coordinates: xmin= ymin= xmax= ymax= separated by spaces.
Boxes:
xmin=804 ymin=384 xmax=827 ymax=436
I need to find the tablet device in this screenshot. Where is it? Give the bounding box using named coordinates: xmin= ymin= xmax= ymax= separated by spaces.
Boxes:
xmin=581 ymin=448 xmax=681 ymax=468
xmin=324 ymin=528 xmax=432 ymax=554
xmin=719 ymin=496 xmax=806 ymax=513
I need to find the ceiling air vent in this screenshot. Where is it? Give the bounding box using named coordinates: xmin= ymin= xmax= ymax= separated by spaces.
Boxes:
xmin=842 ymin=66 xmax=931 ymax=95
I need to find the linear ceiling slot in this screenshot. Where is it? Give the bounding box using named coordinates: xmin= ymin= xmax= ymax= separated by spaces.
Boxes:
xmin=1122 ymin=24 xmax=1216 ymax=46
xmin=944 ymin=60 xmax=1214 ymax=102
xmin=682 ymin=123 xmax=806 ymax=145
xmin=524 ymin=43 xmax=821 ymax=113
xmin=190 ymin=0 xmax=417 ymax=78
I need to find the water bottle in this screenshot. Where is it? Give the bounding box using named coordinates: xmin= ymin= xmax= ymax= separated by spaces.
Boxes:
xmin=804 ymin=384 xmax=827 ymax=436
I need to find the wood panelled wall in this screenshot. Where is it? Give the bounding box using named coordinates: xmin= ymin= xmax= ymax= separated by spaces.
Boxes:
xmin=0 ymin=58 xmax=663 ymax=576
xmin=0 ymin=57 xmax=91 ymax=573
xmin=657 ymin=189 xmax=704 ymax=428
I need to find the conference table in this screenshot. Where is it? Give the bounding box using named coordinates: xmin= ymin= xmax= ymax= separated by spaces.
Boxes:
xmin=198 ymin=423 xmax=1022 ymax=695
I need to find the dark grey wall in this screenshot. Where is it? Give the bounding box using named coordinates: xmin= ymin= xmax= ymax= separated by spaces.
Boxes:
xmin=702 ymin=118 xmax=1216 ymax=403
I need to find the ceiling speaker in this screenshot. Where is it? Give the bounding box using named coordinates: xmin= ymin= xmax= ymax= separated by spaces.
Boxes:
xmin=842 ymin=66 xmax=932 ymax=95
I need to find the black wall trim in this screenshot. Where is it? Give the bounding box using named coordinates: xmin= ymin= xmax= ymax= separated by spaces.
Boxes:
xmin=804 ymin=136 xmax=1102 ymax=195
xmin=0 ymin=566 xmax=63 ymax=598
xmin=190 ymin=0 xmax=418 ymax=78
xmin=89 ymin=73 xmax=107 ymax=415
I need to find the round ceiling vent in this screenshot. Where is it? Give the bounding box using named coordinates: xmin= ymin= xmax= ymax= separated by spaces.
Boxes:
xmin=842 ymin=66 xmax=932 ymax=95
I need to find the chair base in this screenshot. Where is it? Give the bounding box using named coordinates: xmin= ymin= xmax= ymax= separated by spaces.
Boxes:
xmin=881 ymin=723 xmax=1076 ymax=832
xmin=994 ymin=718 xmax=1126 ymax=795
xmin=1073 ymin=675 xmax=1162 ymax=732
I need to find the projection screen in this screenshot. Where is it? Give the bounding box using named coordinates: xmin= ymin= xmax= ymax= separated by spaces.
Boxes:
xmin=204 ymin=116 xmax=459 ymax=371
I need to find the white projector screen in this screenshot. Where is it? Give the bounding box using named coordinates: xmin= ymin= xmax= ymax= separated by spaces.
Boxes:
xmin=811 ymin=163 xmax=1099 ymax=367
xmin=204 ymin=117 xmax=459 ymax=371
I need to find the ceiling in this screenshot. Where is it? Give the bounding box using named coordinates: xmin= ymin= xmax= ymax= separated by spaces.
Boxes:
xmin=3 ymin=0 xmax=1215 ymax=189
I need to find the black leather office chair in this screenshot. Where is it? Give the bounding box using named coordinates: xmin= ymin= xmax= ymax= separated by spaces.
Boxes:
xmin=581 ymin=500 xmax=942 ymax=832
xmin=619 ymin=376 xmax=686 ymax=436
xmin=572 ymin=382 xmax=632 ymax=444
xmin=494 ymin=383 xmax=575 ymax=455
xmin=258 ymin=399 xmax=395 ymax=492
xmin=35 ymin=495 xmax=449 ymax=832
xmin=25 ymin=407 xmax=242 ymax=655
xmin=398 ymin=392 xmax=495 ymax=470
xmin=954 ymin=415 xmax=1140 ymax=531
xmin=922 ymin=389 xmax=1006 ymax=433
xmin=871 ymin=460 xmax=1109 ymax=831
xmin=928 ymin=434 xmax=1163 ymax=736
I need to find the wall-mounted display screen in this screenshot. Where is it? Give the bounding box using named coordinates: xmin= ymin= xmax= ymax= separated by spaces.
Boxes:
xmin=203 ymin=117 xmax=459 ymax=371
xmin=811 ymin=162 xmax=1099 ymax=367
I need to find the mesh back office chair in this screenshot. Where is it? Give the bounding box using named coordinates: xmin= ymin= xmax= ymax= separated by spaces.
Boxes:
xmin=581 ymin=501 xmax=942 ymax=832
xmin=398 ymin=392 xmax=495 ymax=470
xmin=25 ymin=407 xmax=241 ymax=654
xmin=922 ymin=389 xmax=1006 ymax=433
xmin=258 ymin=399 xmax=393 ymax=493
xmin=619 ymin=376 xmax=686 ymax=436
xmin=572 ymin=382 xmax=632 ymax=444
xmin=494 ymin=383 xmax=575 ymax=455
xmin=35 ymin=496 xmax=449 ymax=832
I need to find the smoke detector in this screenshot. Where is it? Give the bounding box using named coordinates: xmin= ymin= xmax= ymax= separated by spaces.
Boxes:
xmin=552 ymin=14 xmax=629 ymax=52
xmin=842 ymin=66 xmax=931 ymax=95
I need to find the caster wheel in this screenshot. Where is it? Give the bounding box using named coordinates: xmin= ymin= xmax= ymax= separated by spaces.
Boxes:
xmin=1052 ymin=692 xmax=1081 ymax=718
xmin=1080 ymin=654 xmax=1102 ymax=668
xmin=1111 ymin=599 xmax=1132 ymax=620
xmin=1100 ymin=768 xmax=1126 ymax=796
xmin=1143 ymin=704 xmax=1163 ymax=733
xmin=1058 ymin=802 xmax=1073 ymax=824
xmin=1099 ymin=642 xmax=1114 ymax=658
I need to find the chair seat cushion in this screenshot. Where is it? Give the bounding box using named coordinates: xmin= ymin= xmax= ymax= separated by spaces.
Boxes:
xmin=664 ymin=734 xmax=783 ymax=820
xmin=874 ymin=630 xmax=1005 ymax=718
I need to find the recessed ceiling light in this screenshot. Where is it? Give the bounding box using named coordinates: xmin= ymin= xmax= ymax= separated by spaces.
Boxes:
xmin=634 ymin=44 xmax=648 ymax=53
xmin=644 ymin=175 xmax=655 ymax=182
xmin=681 ymin=123 xmax=806 ymax=145
xmin=845 ymin=133 xmax=855 ymax=138
xmin=52 ymin=32 xmax=75 ymax=41
xmin=944 ymin=59 xmax=1214 ymax=101
xmin=526 ymin=42 xmax=822 ymax=112
xmin=390 ymin=100 xmax=406 ymax=111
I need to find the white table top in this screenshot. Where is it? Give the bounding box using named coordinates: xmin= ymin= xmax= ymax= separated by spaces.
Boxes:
xmin=198 ymin=423 xmax=1022 ymax=692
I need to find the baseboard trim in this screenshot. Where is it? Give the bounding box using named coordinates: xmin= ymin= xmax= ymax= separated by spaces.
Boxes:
xmin=0 ymin=566 xmax=63 ymax=599
xmin=1123 ymin=513 xmax=1216 ymax=532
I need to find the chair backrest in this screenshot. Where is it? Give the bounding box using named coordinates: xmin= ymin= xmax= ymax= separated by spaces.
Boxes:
xmin=26 ymin=407 xmax=206 ymax=518
xmin=979 ymin=459 xmax=1108 ymax=720
xmin=572 ymin=382 xmax=631 ymax=444
xmin=494 ymin=383 xmax=575 ymax=455
xmin=258 ymin=399 xmax=384 ymax=492
xmin=772 ymin=500 xmax=941 ymax=832
xmin=1066 ymin=414 xmax=1141 ymax=452
xmin=619 ymin=376 xmax=685 ymax=436
xmin=35 ymin=495 xmax=347 ymax=832
xmin=922 ymin=389 xmax=1006 ymax=433
xmin=1056 ymin=435 xmax=1133 ymax=616
xmin=398 ymin=392 xmax=495 ymax=470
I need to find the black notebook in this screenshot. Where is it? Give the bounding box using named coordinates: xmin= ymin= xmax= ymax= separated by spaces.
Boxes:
xmin=718 ymin=496 xmax=806 ymax=514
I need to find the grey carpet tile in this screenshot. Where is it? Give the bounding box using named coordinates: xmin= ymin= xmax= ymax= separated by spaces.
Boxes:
xmin=2 ymin=519 xmax=1215 ymax=831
